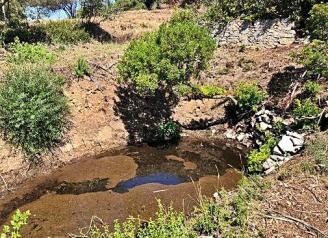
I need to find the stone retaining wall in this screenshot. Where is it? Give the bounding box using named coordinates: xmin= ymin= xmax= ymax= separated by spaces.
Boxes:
xmin=213 ymin=18 xmax=296 ymax=48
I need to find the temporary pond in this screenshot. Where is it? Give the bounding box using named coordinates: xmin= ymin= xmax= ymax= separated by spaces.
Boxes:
xmin=0 ymin=137 xmax=244 ymax=237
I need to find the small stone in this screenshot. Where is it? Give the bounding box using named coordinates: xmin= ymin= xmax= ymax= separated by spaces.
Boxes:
xmin=286 ymin=131 xmax=304 ymax=140
xmin=237 ymin=133 xmax=246 ymax=142
xmin=273 ymin=146 xmax=283 ymax=155
xmin=271 ymin=155 xmax=286 ymax=162
xmin=265 ymin=167 xmax=276 ymax=175
xmin=278 ymin=135 xmax=297 ymax=153
xmin=225 ymin=129 xmax=237 ymax=139
xmin=263 ymin=159 xmax=275 ymax=170
xmin=213 ymin=192 xmax=219 ymax=199
xmin=259 ymin=122 xmax=272 ymax=130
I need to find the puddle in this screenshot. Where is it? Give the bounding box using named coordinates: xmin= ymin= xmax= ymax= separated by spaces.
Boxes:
xmin=0 ymin=137 xmax=245 ymax=237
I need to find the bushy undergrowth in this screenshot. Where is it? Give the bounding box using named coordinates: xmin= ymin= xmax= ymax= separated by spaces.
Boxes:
xmin=247 ymin=134 xmax=277 ymax=173
xmin=292 ymin=99 xmax=320 ymax=129
xmin=112 ymin=0 xmax=146 ymax=12
xmin=7 ymin=39 xmax=55 ymax=64
xmin=199 ymin=85 xmax=226 ymax=97
xmin=118 ymin=10 xmax=215 ymax=93
xmin=235 ymin=82 xmax=267 ymax=112
xmin=0 ymin=65 xmax=69 ymax=159
xmin=39 ymin=20 xmax=91 ymax=44
xmin=304 ymin=80 xmax=322 ymax=97
xmin=307 ymin=3 xmax=328 ymax=41
xmin=294 ymin=40 xmax=328 ymax=78
xmin=203 ymin=0 xmax=322 ymax=29
xmin=1 ymin=210 xmax=31 ymax=238
xmin=307 ymin=136 xmax=328 ymax=173
xmin=155 ymin=120 xmax=181 ymax=142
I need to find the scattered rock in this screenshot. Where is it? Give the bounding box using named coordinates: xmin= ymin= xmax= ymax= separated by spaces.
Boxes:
xmin=225 ymin=129 xmax=237 ymax=139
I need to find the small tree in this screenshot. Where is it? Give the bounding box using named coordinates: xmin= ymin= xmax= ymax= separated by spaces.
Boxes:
xmin=80 ymin=0 xmax=105 ymax=23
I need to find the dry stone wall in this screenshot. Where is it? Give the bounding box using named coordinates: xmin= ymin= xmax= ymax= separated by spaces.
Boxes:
xmin=212 ymin=18 xmax=296 ymax=48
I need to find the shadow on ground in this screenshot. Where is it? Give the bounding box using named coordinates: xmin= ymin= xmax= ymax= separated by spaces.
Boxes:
xmin=114 ymin=84 xmax=179 ymax=144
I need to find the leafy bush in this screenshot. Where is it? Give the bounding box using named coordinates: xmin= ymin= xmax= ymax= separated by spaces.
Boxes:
xmin=247 ymin=135 xmax=276 ymax=173
xmin=112 ymin=0 xmax=146 ymax=11
xmin=7 ymin=39 xmax=55 ymax=64
xmin=174 ymin=83 xmax=200 ymax=97
xmin=1 ymin=210 xmax=31 ymax=238
xmin=75 ymin=58 xmax=91 ymax=78
xmin=0 ymin=24 xmax=47 ymax=45
xmin=199 ymin=85 xmax=226 ymax=97
xmin=0 ymin=65 xmax=69 ymax=159
xmin=292 ymin=99 xmax=320 ymax=129
xmin=39 ymin=20 xmax=91 ymax=44
xmin=235 ymin=82 xmax=267 ymax=112
xmin=156 ymin=120 xmax=181 ymax=142
xmin=307 ymin=4 xmax=328 ymax=41
xmin=118 ymin=9 xmax=215 ymax=93
xmin=304 ymin=80 xmax=322 ymax=97
xmin=204 ymin=0 xmax=321 ymax=25
xmin=294 ymin=40 xmax=328 ymax=78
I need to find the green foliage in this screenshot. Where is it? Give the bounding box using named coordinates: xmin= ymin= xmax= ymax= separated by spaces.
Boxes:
xmin=39 ymin=20 xmax=91 ymax=44
xmin=75 ymin=57 xmax=91 ymax=78
xmin=80 ymin=0 xmax=106 ymax=22
xmin=199 ymin=85 xmax=226 ymax=97
xmin=7 ymin=39 xmax=55 ymax=64
xmin=307 ymin=4 xmax=328 ymax=41
xmin=1 ymin=210 xmax=31 ymax=238
xmin=203 ymin=0 xmax=321 ymax=28
xmin=292 ymin=99 xmax=320 ymax=129
xmin=118 ymin=9 xmax=215 ymax=93
xmin=0 ymin=65 xmax=69 ymax=159
xmin=137 ymin=202 xmax=193 ymax=238
xmin=174 ymin=83 xmax=199 ymax=97
xmin=112 ymin=0 xmax=146 ymax=11
xmin=235 ymin=82 xmax=267 ymax=112
xmin=294 ymin=40 xmax=328 ymax=78
xmin=156 ymin=120 xmax=181 ymax=142
xmin=247 ymin=135 xmax=276 ymax=173
xmin=304 ymin=80 xmax=322 ymax=97
xmin=307 ymin=136 xmax=328 ymax=173
xmin=192 ymin=176 xmax=262 ymax=237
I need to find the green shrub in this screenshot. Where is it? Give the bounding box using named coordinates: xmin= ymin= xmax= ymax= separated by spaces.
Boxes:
xmin=137 ymin=202 xmax=193 ymax=238
xmin=203 ymin=0 xmax=322 ymax=28
xmin=294 ymin=40 xmax=328 ymax=78
xmin=307 ymin=4 xmax=328 ymax=41
xmin=112 ymin=0 xmax=146 ymax=11
xmin=304 ymin=80 xmax=322 ymax=97
xmin=156 ymin=120 xmax=181 ymax=142
xmin=199 ymin=85 xmax=226 ymax=97
xmin=174 ymin=83 xmax=200 ymax=97
xmin=307 ymin=136 xmax=328 ymax=173
xmin=7 ymin=39 xmax=55 ymax=64
xmin=75 ymin=58 xmax=91 ymax=78
xmin=247 ymin=135 xmax=276 ymax=173
xmin=0 ymin=65 xmax=69 ymax=159
xmin=0 ymin=25 xmax=47 ymax=45
xmin=235 ymin=82 xmax=267 ymax=112
xmin=39 ymin=20 xmax=90 ymax=44
xmin=1 ymin=210 xmax=31 ymax=238
xmin=292 ymin=99 xmax=320 ymax=129
xmin=118 ymin=9 xmax=216 ymax=93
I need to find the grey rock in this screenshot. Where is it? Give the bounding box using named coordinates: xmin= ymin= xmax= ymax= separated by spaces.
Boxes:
xmin=273 ymin=146 xmax=283 ymax=155
xmin=263 ymin=158 xmax=275 ymax=170
xmin=265 ymin=167 xmax=276 ymax=175
xmin=278 ymin=135 xmax=297 ymax=153
xmin=271 ymin=155 xmax=286 ymax=162
xmin=259 ymin=122 xmax=272 ymax=130
xmin=286 ymin=131 xmax=304 ymax=140
xmin=237 ymin=133 xmax=246 ymax=142
xmin=225 ymin=129 xmax=237 ymax=139
xmin=290 ymin=137 xmax=304 ymax=147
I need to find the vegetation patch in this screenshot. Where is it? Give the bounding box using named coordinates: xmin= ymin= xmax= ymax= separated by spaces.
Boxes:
xmin=118 ymin=9 xmax=215 ymax=94
xmin=74 ymin=57 xmax=92 ymax=78
xmin=0 ymin=65 xmax=69 ymax=159
xmin=235 ymin=82 xmax=267 ymax=112
xmin=1 ymin=210 xmax=31 ymax=238
xmin=307 ymin=3 xmax=328 ymax=41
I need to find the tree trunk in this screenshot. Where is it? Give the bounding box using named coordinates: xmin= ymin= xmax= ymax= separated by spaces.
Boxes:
xmin=1 ymin=0 xmax=8 ymax=25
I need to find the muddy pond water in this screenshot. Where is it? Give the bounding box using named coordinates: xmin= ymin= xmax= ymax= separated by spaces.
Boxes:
xmin=0 ymin=137 xmax=244 ymax=237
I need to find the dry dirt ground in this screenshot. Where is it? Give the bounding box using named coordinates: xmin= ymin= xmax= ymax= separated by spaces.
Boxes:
xmin=0 ymin=9 xmax=327 ymax=237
